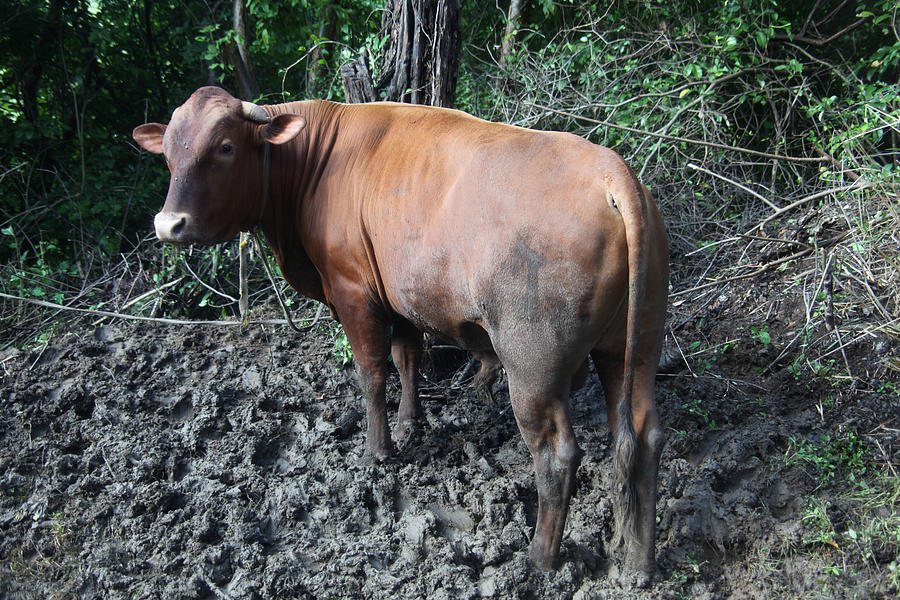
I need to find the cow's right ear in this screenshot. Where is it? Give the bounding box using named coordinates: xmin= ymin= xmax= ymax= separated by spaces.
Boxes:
xmin=258 ymin=114 xmax=306 ymax=145
xmin=132 ymin=123 xmax=167 ymax=154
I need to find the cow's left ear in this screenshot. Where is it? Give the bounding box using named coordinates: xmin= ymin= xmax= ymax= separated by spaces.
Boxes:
xmin=258 ymin=114 xmax=306 ymax=145
xmin=133 ymin=123 xmax=167 ymax=154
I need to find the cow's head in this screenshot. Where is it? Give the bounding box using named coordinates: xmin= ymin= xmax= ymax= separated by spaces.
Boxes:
xmin=133 ymin=86 xmax=305 ymax=245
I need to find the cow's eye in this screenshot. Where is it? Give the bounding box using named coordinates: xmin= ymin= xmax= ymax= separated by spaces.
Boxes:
xmin=220 ymin=143 xmax=233 ymax=155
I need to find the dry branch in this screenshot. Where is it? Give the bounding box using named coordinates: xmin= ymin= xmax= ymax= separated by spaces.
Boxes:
xmin=688 ymin=163 xmax=781 ymax=211
xmin=746 ymin=182 xmax=873 ymax=234
xmin=526 ymin=102 xmax=830 ymax=164
xmin=0 ymin=291 xmax=330 ymax=328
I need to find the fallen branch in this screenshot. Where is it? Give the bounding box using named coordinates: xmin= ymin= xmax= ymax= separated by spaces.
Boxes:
xmin=746 ymin=181 xmax=873 ymax=234
xmin=526 ymin=102 xmax=830 ymax=164
xmin=670 ymin=245 xmax=814 ymax=297
xmin=0 ymin=291 xmax=331 ymax=328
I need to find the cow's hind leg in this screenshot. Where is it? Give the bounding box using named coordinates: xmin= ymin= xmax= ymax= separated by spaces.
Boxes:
xmin=594 ymin=351 xmax=664 ymax=583
xmin=391 ymin=320 xmax=423 ymax=440
xmin=472 ymin=351 xmax=501 ymax=403
xmin=508 ymin=370 xmax=584 ymax=570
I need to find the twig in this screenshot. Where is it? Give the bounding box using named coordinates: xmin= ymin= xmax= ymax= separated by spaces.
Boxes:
xmin=28 ymin=335 xmax=53 ymax=371
xmin=746 ymin=182 xmax=873 ymax=234
xmin=815 ymin=148 xmax=863 ymax=182
xmin=120 ymin=277 xmax=184 ymax=312
xmin=773 ymin=16 xmax=871 ymax=47
xmin=841 ymin=255 xmax=892 ymax=322
xmin=0 ymin=162 xmax=26 ymax=181
xmin=251 ymin=232 xmax=326 ymax=333
xmin=671 ymin=287 xmax=720 ymax=331
xmin=239 ymin=232 xmax=251 ymax=324
xmin=668 ymin=329 xmax=695 ymax=377
xmin=670 ymin=245 xmax=814 ymax=297
xmin=871 ymin=437 xmax=898 ymax=478
xmin=737 ymin=233 xmax=812 ymax=250
xmin=763 ymin=252 xmax=836 ymax=373
xmin=816 ymin=316 xmax=900 ymax=362
xmin=182 ymin=258 xmax=238 ymax=304
xmin=687 ymin=163 xmax=781 ymax=211
xmin=684 ymin=237 xmax=739 ymax=257
xmin=526 ymin=102 xmax=830 ymax=164
xmin=0 ymin=291 xmax=331 ymax=328
xmin=101 ymin=447 xmax=118 ymax=482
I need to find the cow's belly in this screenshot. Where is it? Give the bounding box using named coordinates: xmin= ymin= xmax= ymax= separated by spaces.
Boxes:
xmin=387 ymin=266 xmax=496 ymax=354
xmin=384 ymin=229 xmax=627 ymax=362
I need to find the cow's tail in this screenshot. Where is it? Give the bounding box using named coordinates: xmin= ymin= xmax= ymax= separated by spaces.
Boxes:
xmin=609 ymin=165 xmax=649 ymax=553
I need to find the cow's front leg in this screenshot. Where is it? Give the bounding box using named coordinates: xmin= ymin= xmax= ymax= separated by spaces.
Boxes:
xmin=340 ymin=308 xmax=393 ymax=460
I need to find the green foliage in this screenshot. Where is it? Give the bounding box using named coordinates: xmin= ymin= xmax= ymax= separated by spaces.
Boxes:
xmin=686 ymin=338 xmax=738 ymax=376
xmin=783 ymin=431 xmax=870 ymax=485
xmin=681 ymin=395 xmax=717 ymax=429
xmin=776 ymin=432 xmax=899 ymax=592
xmin=332 ymin=325 xmax=353 ymax=367
xmin=750 ymin=326 xmax=772 ymax=352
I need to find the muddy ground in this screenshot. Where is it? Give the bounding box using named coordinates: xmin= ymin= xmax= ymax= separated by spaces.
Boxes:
xmin=1 ymin=276 xmax=897 ymax=599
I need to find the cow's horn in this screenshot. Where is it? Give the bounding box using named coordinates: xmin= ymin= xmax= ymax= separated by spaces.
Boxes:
xmin=241 ymin=101 xmax=271 ymax=123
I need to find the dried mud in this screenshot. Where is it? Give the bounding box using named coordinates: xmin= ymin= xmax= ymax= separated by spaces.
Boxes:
xmin=0 ymin=293 xmax=896 ymax=599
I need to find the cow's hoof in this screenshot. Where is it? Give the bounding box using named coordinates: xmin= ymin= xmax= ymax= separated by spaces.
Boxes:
xmin=528 ymin=544 xmax=558 ymax=571
xmin=393 ymin=418 xmax=421 ymax=445
xmin=474 ymin=383 xmax=495 ymax=404
xmin=362 ymin=443 xmax=394 ymax=465
xmin=608 ymin=561 xmax=655 ymax=589
xmin=631 ymin=568 xmax=653 ymax=588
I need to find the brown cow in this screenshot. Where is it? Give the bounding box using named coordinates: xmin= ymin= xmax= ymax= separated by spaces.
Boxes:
xmin=133 ymin=86 xmax=668 ymax=580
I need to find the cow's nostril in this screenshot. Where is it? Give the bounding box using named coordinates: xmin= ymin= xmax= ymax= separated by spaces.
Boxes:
xmin=154 ymin=212 xmax=191 ymax=242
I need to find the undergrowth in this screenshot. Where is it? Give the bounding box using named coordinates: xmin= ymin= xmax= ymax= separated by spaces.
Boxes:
xmin=775 ymin=429 xmax=900 ymax=595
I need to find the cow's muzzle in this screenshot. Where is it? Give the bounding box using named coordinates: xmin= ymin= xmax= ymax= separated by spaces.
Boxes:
xmin=154 ymin=212 xmax=190 ymax=243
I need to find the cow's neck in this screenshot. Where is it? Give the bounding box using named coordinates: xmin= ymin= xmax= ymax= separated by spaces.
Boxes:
xmin=257 ymin=100 xmax=344 ymax=304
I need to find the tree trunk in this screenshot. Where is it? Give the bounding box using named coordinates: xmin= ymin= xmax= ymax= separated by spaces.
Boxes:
xmin=227 ymin=0 xmax=260 ymax=100
xmin=308 ymin=2 xmax=338 ymax=97
xmin=341 ymin=0 xmax=460 ymax=107
xmin=499 ymin=0 xmax=525 ymax=69
xmin=225 ymin=0 xmax=260 ymax=325
xmin=340 ymin=49 xmax=377 ymax=103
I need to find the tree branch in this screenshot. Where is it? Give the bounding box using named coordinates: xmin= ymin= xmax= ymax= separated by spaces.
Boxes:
xmin=773 ymin=16 xmax=870 ymax=47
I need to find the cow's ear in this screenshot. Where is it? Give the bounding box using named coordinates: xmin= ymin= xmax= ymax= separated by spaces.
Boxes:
xmin=133 ymin=123 xmax=167 ymax=154
xmin=258 ymin=114 xmax=305 ymax=145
